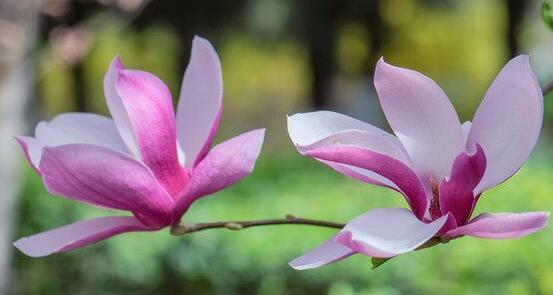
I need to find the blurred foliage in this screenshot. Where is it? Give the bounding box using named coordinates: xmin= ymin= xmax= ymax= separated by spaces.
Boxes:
xmin=543 ymin=1 xmax=553 ymax=30
xmin=12 ymin=151 xmax=553 ymax=294
xmin=379 ymin=0 xmax=506 ymax=120
xmin=14 ymin=0 xmax=553 ymax=294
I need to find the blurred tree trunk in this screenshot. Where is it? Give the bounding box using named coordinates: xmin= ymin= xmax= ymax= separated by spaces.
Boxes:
xmin=69 ymin=2 xmax=88 ymax=112
xmin=506 ymin=0 xmax=527 ymax=57
xmin=365 ymin=0 xmax=385 ymax=75
xmin=0 ymin=0 xmax=40 ymax=292
xmin=302 ymin=0 xmax=340 ymax=108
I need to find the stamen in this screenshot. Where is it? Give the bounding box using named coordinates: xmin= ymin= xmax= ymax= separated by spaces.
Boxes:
xmin=429 ymin=178 xmax=441 ymax=220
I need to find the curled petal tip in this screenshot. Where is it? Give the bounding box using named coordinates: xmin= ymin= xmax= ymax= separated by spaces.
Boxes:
xmin=256 ymin=128 xmax=267 ymax=137
xmin=192 ymin=35 xmax=215 ymax=50
xmin=288 ymin=237 xmax=354 ymax=270
xmin=192 ymin=34 xmax=206 ymax=42
xmin=110 ymin=55 xmax=124 ymax=71
xmin=13 ymin=239 xmax=37 ymax=257
xmin=375 ymin=57 xmax=393 ymax=73
xmin=14 ymin=136 xmax=28 ymax=151
xmin=114 ymin=69 xmax=132 ymax=83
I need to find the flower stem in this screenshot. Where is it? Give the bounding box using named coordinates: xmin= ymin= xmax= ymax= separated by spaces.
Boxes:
xmin=170 ymin=214 xmax=345 ymax=235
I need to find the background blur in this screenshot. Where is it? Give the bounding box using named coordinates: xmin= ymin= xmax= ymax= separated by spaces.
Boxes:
xmin=1 ymin=0 xmax=553 ymax=294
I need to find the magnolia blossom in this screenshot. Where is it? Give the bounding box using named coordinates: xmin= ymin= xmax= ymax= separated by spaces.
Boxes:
xmin=288 ymin=56 xmax=549 ymax=270
xmin=14 ymin=36 xmax=265 ymax=257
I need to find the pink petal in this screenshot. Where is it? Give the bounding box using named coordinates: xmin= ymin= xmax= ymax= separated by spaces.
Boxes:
xmin=176 ymin=36 xmax=223 ymax=169
xmin=305 ymin=146 xmax=427 ymax=219
xmin=16 ymin=136 xmax=43 ymax=173
xmin=374 ymin=58 xmax=464 ymax=180
xmin=444 ymin=212 xmax=549 ymax=239
xmin=436 ymin=213 xmax=458 ymax=236
xmin=104 ymin=57 xmax=139 ymax=156
xmin=298 ymin=129 xmax=412 ymax=192
xmin=299 ymin=129 xmax=410 ymax=163
xmin=288 ymin=111 xmax=413 ymax=192
xmin=40 ymin=144 xmax=174 ymax=227
xmin=106 ymin=58 xmax=187 ymax=197
xmin=16 ymin=113 xmax=127 ymax=172
xmin=318 ymin=159 xmax=400 ymax=191
xmin=13 ymin=216 xmax=153 ymax=257
xmin=335 ymin=208 xmax=448 ymax=258
xmin=289 ymin=236 xmax=354 ymax=270
xmin=439 ymin=144 xmax=486 ymax=225
xmin=467 ymin=56 xmax=543 ymax=194
xmin=172 ymin=129 xmax=265 ymax=222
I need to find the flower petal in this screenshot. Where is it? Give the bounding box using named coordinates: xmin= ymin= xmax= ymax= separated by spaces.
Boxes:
xmin=374 ymin=58 xmax=464 ymax=179
xmin=467 ymin=56 xmax=543 ymax=194
xmin=335 ymin=208 xmax=448 ymax=258
xmin=288 ymin=111 xmax=412 ymax=192
xmin=13 ymin=216 xmax=152 ymax=257
xmin=300 ymin=129 xmax=412 ymax=191
xmin=16 ymin=136 xmax=43 ymax=173
xmin=40 ymin=144 xmax=174 ymax=227
xmin=439 ymin=144 xmax=486 ymax=225
xmin=173 ymin=129 xmax=265 ymax=222
xmin=104 ymin=57 xmax=139 ymax=155
xmin=117 ymin=62 xmax=187 ymax=196
xmin=176 ymin=36 xmax=223 ymax=169
xmin=444 ymin=212 xmax=549 ymax=239
xmin=287 ymin=111 xmax=402 ymax=147
xmin=318 ymin=159 xmax=400 ymax=191
xmin=299 ymin=129 xmax=410 ymax=163
xmin=305 ymin=146 xmax=427 ymax=219
xmin=16 ymin=113 xmax=127 ymax=172
xmin=289 ymin=236 xmax=355 ymax=270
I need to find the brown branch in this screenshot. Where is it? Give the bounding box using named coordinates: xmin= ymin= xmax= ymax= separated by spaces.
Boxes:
xmin=170 ymin=214 xmax=345 ymax=235
xmin=170 ymin=215 xmax=457 ymax=270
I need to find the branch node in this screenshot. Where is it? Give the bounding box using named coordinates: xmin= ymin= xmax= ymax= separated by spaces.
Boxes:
xmin=225 ymin=222 xmax=244 ymax=230
xmin=170 ymin=224 xmax=188 ymax=235
xmin=285 ymin=214 xmax=297 ymax=220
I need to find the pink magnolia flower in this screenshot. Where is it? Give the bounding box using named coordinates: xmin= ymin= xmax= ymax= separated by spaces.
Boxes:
xmin=14 ymin=36 xmax=265 ymax=257
xmin=288 ymin=56 xmax=549 ymax=270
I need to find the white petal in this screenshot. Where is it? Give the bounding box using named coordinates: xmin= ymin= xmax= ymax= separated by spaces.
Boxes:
xmin=289 ymin=236 xmax=354 ymax=270
xmin=374 ymin=58 xmax=464 ymax=179
xmin=335 ymin=208 xmax=448 ymax=258
xmin=467 ymin=56 xmax=543 ymax=193
xmin=176 ymin=36 xmax=223 ymax=168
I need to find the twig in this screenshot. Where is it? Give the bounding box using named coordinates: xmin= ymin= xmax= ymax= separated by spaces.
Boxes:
xmin=170 ymin=214 xmax=345 ymax=235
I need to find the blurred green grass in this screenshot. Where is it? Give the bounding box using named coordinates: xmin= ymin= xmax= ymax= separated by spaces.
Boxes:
xmin=12 ymin=151 xmax=553 ymax=295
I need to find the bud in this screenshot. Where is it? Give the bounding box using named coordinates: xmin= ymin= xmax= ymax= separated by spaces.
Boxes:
xmin=371 ymin=257 xmax=390 ymax=269
xmin=225 ymin=223 xmax=244 ymax=230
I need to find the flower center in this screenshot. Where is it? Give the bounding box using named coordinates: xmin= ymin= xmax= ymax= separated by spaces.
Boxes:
xmin=429 ymin=178 xmax=442 ymax=220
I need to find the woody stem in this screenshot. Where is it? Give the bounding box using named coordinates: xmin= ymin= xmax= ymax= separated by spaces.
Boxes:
xmin=170 ymin=214 xmax=345 ymax=235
